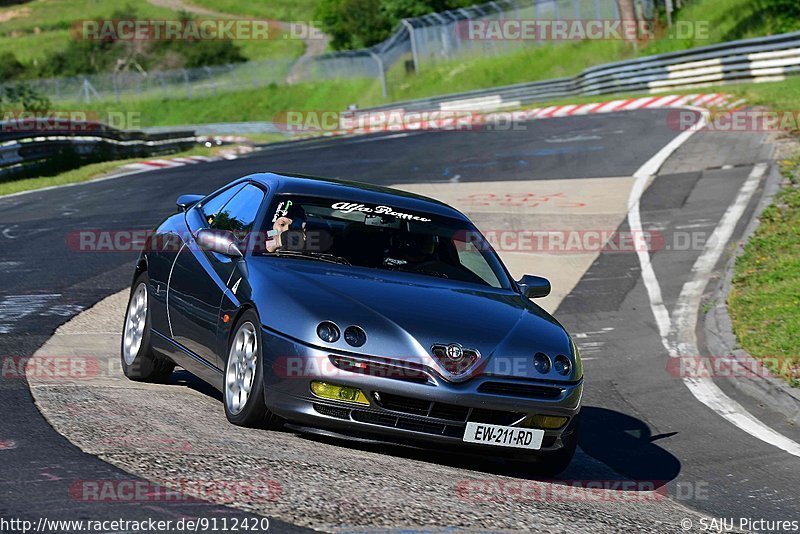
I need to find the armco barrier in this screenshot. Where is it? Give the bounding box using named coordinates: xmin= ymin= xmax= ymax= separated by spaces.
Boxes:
xmin=0 ymin=123 xmax=196 ymax=180
xmin=365 ymin=30 xmax=800 ymax=113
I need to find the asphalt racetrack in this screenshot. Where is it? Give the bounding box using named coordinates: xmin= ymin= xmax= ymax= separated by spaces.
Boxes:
xmin=1 ymin=108 xmax=798 ymax=532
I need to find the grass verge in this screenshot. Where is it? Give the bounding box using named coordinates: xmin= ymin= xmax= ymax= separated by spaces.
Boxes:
xmin=728 ymin=154 xmax=800 ymax=388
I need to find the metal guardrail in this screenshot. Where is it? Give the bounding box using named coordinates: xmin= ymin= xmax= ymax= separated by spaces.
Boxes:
xmin=365 ymin=30 xmax=800 ymax=113
xmin=0 ymin=124 xmax=197 ymax=180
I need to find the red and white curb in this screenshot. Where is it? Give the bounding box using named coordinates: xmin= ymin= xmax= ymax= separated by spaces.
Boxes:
xmin=120 ymin=153 xmax=240 ymax=172
xmin=290 ymin=93 xmax=743 ymax=138
xmin=507 ymin=93 xmax=742 ymax=120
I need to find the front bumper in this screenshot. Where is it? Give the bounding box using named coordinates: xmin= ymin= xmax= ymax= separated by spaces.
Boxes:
xmin=261 ymin=327 xmax=583 ymax=454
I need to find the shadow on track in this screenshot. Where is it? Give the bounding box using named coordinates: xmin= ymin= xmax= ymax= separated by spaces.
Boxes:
xmin=578 ymin=406 xmax=682 ymax=486
xmin=163 ymin=373 xmax=682 ymax=489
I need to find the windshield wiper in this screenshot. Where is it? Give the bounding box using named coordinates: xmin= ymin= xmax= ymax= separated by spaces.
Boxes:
xmin=270 ymin=250 xmax=351 ymax=265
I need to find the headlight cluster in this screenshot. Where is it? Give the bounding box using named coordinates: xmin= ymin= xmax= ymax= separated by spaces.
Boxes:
xmin=317 ymin=321 xmax=367 ymax=347
xmin=533 ymin=352 xmax=572 ymax=376
xmin=316 ymin=321 xmax=340 ymax=343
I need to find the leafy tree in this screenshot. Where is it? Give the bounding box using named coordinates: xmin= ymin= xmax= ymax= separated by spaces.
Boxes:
xmin=0 ymin=52 xmax=25 ymax=81
xmin=316 ymin=0 xmax=474 ymax=50
xmin=34 ymin=5 xmax=245 ymax=78
xmin=316 ymin=0 xmax=393 ymax=50
xmin=382 ymin=0 xmax=474 ymax=21
xmin=758 ymin=0 xmax=800 ymax=33
xmin=0 ymin=84 xmax=51 ymax=113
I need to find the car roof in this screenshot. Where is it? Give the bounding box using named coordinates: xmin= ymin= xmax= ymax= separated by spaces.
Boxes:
xmin=242 ymin=172 xmax=468 ymax=221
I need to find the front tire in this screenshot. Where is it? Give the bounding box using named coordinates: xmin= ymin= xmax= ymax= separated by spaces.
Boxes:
xmin=121 ymin=272 xmax=174 ymax=382
xmin=526 ymin=412 xmax=581 ymax=477
xmin=223 ymin=310 xmax=283 ymax=429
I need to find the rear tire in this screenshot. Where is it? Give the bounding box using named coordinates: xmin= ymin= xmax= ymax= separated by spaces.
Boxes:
xmin=121 ymin=272 xmax=174 ymax=382
xmin=223 ymin=309 xmax=284 ymax=429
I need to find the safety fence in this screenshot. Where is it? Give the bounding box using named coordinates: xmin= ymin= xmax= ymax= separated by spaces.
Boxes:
xmin=0 ymin=0 xmax=659 ymax=102
xmin=364 ymin=30 xmax=800 ymax=112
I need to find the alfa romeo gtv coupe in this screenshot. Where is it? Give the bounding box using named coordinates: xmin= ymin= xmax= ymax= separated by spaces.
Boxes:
xmin=121 ymin=172 xmax=583 ymax=475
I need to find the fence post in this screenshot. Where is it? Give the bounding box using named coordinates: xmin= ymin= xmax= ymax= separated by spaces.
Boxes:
xmin=400 ymin=19 xmax=419 ymax=73
xmin=183 ymin=69 xmax=191 ymax=98
xmin=112 ymin=74 xmax=120 ymax=103
xmin=80 ymin=78 xmax=99 ymax=103
xmin=369 ymin=51 xmax=388 ymax=98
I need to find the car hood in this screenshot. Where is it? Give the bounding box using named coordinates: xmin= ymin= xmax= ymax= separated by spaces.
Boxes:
xmin=247 ymin=258 xmax=577 ymax=382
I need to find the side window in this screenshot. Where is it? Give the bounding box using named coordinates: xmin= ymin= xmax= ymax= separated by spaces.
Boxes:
xmin=210 ymin=184 xmax=265 ymax=235
xmin=201 ymin=184 xmax=243 ymax=226
xmin=455 ymin=239 xmax=503 ymax=288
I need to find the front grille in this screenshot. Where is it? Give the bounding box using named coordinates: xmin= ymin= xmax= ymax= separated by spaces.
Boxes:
xmin=478 ymin=381 xmax=564 ymax=399
xmin=431 ymin=344 xmax=480 ymax=376
xmin=378 ymin=392 xmax=430 ymax=415
xmin=329 ymin=355 xmax=431 ymax=384
xmin=313 ymin=403 xmax=350 ymax=419
xmin=429 ymin=403 xmax=470 ymax=421
xmin=469 ymin=408 xmax=524 ymax=426
xmin=352 ymin=410 xmax=463 ymax=438
xmin=374 ymin=391 xmax=523 ymax=426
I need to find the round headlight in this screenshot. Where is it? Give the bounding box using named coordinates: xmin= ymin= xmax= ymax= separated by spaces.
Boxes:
xmin=554 ymin=354 xmax=571 ymax=376
xmin=533 ymin=352 xmax=551 ymax=374
xmin=344 ymin=325 xmax=367 ymax=347
xmin=316 ymin=321 xmax=340 ymax=343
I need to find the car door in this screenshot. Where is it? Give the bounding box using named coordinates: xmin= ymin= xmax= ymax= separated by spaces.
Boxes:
xmin=167 ymin=182 xmax=267 ymax=369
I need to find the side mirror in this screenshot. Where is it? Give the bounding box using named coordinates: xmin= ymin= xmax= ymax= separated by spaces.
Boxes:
xmin=176 ymin=194 xmax=204 ymax=212
xmin=195 ymin=229 xmax=244 ymax=258
xmin=517 ymin=275 xmax=551 ymax=299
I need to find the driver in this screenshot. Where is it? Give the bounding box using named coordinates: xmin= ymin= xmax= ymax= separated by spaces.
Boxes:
xmin=266 ymin=203 xmax=306 ymax=253
xmin=392 ymin=232 xmax=436 ymax=267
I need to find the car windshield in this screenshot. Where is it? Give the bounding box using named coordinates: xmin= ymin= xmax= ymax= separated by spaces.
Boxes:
xmin=255 ymin=195 xmax=511 ymax=289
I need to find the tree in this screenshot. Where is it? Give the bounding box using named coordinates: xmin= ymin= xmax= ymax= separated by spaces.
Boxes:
xmin=316 ymin=0 xmax=393 ymax=50
xmin=317 ymin=0 xmax=474 ymax=50
xmin=616 ymin=0 xmax=639 ymax=44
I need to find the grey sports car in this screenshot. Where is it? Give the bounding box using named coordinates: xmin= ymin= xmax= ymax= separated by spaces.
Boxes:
xmin=122 ymin=172 xmax=583 ymax=475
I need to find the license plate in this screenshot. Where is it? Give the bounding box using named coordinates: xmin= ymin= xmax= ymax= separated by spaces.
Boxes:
xmin=463 ymin=422 xmax=545 ymax=450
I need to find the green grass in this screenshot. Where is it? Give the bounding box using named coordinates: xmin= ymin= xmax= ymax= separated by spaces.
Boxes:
xmin=0 ymin=0 xmax=305 ymax=64
xmin=78 ymin=77 xmax=379 ymax=127
xmin=0 ymin=0 xmax=179 ymax=65
xmin=723 ymin=76 xmax=800 ymax=113
xmin=0 ymin=145 xmax=215 ymax=197
xmin=374 ymin=0 xmax=800 ymax=103
xmin=383 ymin=41 xmax=629 ymax=102
xmin=728 ymin=155 xmax=800 ymax=388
